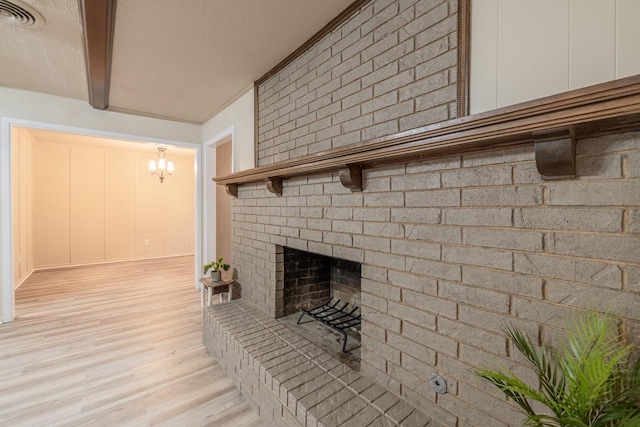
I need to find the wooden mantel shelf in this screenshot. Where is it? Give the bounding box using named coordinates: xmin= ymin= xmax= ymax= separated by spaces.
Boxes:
xmin=214 ymin=76 xmax=640 ymax=195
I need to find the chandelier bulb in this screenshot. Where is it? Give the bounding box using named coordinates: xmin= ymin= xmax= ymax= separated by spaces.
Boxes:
xmin=149 ymin=147 xmax=174 ymax=182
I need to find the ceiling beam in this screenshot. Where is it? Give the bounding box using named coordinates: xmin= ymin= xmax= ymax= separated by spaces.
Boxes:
xmin=79 ymin=0 xmax=117 ymax=110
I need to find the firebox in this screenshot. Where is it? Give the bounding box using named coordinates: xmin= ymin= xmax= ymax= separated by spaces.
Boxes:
xmin=281 ymin=247 xmax=361 ymax=317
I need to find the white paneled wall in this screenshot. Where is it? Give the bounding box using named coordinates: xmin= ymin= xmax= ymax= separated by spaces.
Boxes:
xmin=202 ymin=87 xmax=254 ymax=173
xmin=11 ymin=128 xmax=34 ymax=288
xmin=470 ymin=0 xmax=640 ymax=114
xmin=31 ymin=141 xmax=195 ymax=268
xmin=497 ymin=0 xmax=569 ymax=109
xmin=569 ymin=0 xmax=615 ymax=89
xmin=617 ymin=0 xmax=640 ymax=78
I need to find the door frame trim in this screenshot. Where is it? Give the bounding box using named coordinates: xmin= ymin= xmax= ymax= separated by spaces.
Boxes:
xmin=202 ymin=126 xmax=234 ymax=274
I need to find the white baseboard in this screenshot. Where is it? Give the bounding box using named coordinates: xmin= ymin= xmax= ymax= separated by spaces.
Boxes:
xmin=33 ymin=253 xmax=195 ymax=273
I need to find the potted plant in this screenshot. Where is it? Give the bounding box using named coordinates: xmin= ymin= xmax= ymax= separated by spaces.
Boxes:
xmin=474 ymin=310 xmax=640 ymax=426
xmin=202 ymin=257 xmax=230 ymax=282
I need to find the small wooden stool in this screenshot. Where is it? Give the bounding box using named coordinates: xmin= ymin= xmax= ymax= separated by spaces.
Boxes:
xmin=199 ymin=277 xmax=233 ymax=310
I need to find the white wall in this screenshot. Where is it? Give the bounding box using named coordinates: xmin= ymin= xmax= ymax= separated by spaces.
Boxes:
xmin=11 ymin=128 xmax=34 ymax=289
xmin=470 ymin=0 xmax=640 ymax=114
xmin=201 ymin=87 xmax=255 ymax=268
xmin=0 ymin=87 xmax=203 ymax=323
xmin=202 ymin=88 xmax=255 ymax=172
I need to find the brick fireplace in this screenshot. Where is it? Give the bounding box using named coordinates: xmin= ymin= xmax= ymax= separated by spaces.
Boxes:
xmin=226 ymin=134 xmax=640 ymax=425
xmin=207 ymin=0 xmax=640 ymax=425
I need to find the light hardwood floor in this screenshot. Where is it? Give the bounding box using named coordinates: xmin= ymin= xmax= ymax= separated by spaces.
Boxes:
xmin=0 ymin=256 xmax=263 ymax=427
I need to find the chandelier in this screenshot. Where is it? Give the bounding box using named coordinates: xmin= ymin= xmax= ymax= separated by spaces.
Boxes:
xmin=148 ymin=147 xmax=174 ymax=183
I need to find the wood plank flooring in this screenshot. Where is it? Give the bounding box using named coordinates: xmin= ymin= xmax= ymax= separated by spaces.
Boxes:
xmin=0 ymin=256 xmax=263 ymax=427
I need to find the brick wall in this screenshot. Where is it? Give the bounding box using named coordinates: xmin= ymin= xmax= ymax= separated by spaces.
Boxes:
xmin=283 ymin=247 xmax=331 ymax=316
xmin=331 ymin=257 xmax=362 ymax=309
xmin=231 ymin=133 xmax=640 ymax=425
xmin=244 ymin=0 xmax=640 ymax=424
xmin=256 ymin=0 xmax=458 ymax=166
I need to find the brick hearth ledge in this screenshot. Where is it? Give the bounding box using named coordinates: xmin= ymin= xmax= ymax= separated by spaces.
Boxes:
xmin=203 ymin=300 xmax=435 ymax=427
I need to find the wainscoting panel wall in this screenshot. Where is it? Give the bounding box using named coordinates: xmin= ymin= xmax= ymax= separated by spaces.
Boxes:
xmin=70 ymin=147 xmax=106 ymax=263
xmin=11 ymin=128 xmax=35 ymax=287
xmin=33 ymin=141 xmax=71 ymax=267
xmin=470 ymin=0 xmax=640 ymax=114
xmin=105 ymin=150 xmax=137 ymax=260
xmin=30 ymin=136 xmax=195 ymax=268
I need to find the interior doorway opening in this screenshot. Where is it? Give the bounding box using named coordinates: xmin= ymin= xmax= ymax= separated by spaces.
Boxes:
xmin=215 ymin=141 xmax=233 ymax=265
xmin=5 ymin=123 xmax=201 ymax=322
xmin=204 ymin=127 xmax=234 ymax=286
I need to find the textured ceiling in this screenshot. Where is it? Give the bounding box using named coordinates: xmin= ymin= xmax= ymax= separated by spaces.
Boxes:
xmin=0 ymin=0 xmax=87 ymax=100
xmin=0 ymin=0 xmax=353 ymax=124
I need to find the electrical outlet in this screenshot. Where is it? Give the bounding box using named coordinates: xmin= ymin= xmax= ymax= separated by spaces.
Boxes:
xmin=144 ymin=239 xmax=149 ymax=245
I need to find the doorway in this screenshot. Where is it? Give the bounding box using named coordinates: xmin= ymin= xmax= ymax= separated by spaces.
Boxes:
xmin=0 ymin=119 xmax=202 ymax=323
xmin=215 ymin=141 xmax=233 ymax=263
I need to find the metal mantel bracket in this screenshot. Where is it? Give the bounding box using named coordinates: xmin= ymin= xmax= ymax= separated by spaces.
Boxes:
xmin=533 ymin=127 xmax=576 ymax=180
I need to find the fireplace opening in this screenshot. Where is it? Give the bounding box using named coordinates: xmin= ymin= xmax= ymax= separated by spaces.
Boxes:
xmin=278 ymin=246 xmax=362 ymax=369
xmin=282 ymin=247 xmax=361 ymax=316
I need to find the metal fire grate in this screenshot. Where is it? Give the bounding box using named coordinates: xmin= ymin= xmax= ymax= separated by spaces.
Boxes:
xmin=297 ymin=297 xmax=361 ymax=352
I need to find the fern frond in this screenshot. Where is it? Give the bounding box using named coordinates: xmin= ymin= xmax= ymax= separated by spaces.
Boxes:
xmin=504 ymin=324 xmax=568 ymax=414
xmin=475 ymin=310 xmax=640 ymax=427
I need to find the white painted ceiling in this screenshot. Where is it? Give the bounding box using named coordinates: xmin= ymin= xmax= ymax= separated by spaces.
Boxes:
xmin=1 ymin=0 xmax=352 ymax=124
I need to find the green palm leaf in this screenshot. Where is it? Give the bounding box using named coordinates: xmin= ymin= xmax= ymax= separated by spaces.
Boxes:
xmin=473 ymin=310 xmax=640 ymax=426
